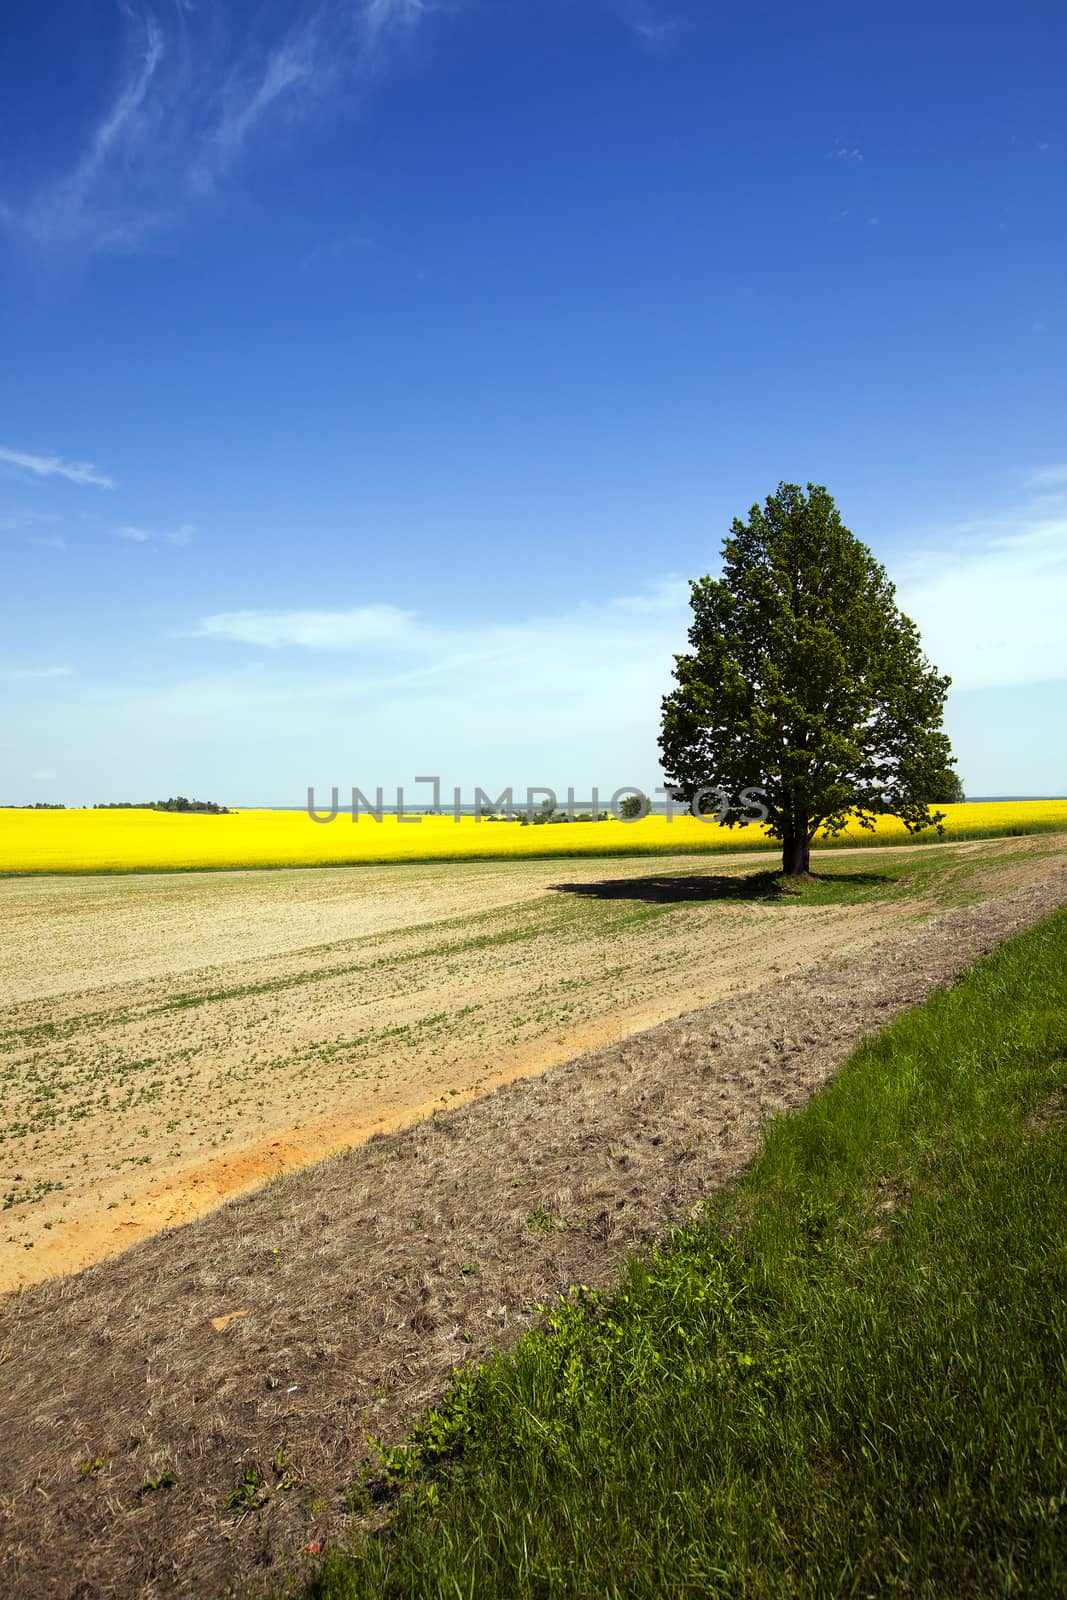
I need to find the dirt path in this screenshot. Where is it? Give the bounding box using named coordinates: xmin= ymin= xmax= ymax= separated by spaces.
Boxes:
xmin=4 ymin=838 xmax=1062 ymax=1292
xmin=1 ymin=866 xmax=1065 ymax=1600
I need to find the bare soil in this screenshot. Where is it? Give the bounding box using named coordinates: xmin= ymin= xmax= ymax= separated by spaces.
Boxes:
xmin=0 ymin=842 xmax=982 ymax=1291
xmin=1 ymin=853 xmax=1065 ymax=1600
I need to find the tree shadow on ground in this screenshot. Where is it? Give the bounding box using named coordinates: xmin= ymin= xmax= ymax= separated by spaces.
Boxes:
xmin=550 ymin=870 xmax=892 ymax=905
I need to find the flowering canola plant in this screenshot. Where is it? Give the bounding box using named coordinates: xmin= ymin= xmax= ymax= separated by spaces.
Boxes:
xmin=1 ymin=801 xmax=1065 ymax=875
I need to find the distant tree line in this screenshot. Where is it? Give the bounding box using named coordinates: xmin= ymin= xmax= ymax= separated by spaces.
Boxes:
xmin=928 ymin=770 xmax=966 ymax=805
xmin=517 ymin=802 xmax=611 ymax=826
xmin=0 ymin=802 xmax=67 ymax=809
xmin=94 ymin=797 xmax=231 ymax=814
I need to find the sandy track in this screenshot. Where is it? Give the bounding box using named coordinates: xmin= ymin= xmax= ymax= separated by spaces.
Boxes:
xmin=0 ymin=865 xmax=1064 ymax=1600
xmin=2 ymin=838 xmax=1066 ymax=1292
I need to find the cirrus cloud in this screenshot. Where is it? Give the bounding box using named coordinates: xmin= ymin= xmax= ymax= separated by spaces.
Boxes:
xmin=194 ymin=603 xmax=419 ymax=649
xmin=0 ymin=445 xmax=113 ymax=488
xmin=115 ymin=523 xmax=193 ymax=546
xmin=8 ymin=665 xmax=74 ymax=681
xmin=1 ymin=1 xmax=454 ymax=258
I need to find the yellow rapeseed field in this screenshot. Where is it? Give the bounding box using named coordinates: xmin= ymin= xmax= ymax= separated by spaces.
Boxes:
xmin=1 ymin=801 xmax=1065 ymax=874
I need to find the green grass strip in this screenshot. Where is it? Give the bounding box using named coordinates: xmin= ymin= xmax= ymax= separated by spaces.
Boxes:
xmin=308 ymin=906 xmax=1067 ymax=1599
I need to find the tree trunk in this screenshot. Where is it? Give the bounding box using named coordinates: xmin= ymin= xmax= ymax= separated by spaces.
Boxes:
xmin=782 ymin=826 xmax=811 ymax=877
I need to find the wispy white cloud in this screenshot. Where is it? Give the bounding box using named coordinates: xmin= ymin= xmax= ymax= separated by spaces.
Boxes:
xmin=600 ymin=0 xmax=681 ymax=53
xmin=830 ymin=144 xmax=864 ymax=163
xmin=298 ymin=227 xmax=377 ymax=273
xmin=0 ymin=446 xmax=113 ymax=488
xmin=1027 ymin=464 xmax=1067 ymax=489
xmin=191 ymin=28 xmax=322 ymax=194
xmin=0 ymin=12 xmax=166 ymax=253
xmin=76 ymin=14 xmax=165 ymax=185
xmin=8 ymin=666 xmax=73 ymax=681
xmin=194 ymin=602 xmax=418 ymax=648
xmin=2 ymin=1 xmax=452 ymax=257
xmin=7 ymin=549 xmax=1062 ymax=801
xmin=607 ymin=576 xmax=689 ymax=613
xmin=51 ymin=575 xmax=686 ymax=793
xmin=361 ymin=0 xmax=437 ymax=55
xmin=0 ymin=506 xmax=62 ymax=531
xmin=115 ymin=522 xmax=193 ymax=545
xmin=896 ymin=509 xmax=1067 ymax=692
xmin=631 ymin=19 xmax=680 ymax=52
xmin=194 ymin=577 xmax=690 ymax=655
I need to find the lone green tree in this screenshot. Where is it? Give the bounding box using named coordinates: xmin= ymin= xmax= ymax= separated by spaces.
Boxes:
xmin=659 ymin=482 xmax=955 ymax=877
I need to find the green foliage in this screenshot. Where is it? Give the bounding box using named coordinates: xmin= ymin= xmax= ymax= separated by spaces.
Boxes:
xmin=618 ymin=794 xmax=646 ymax=819
xmin=525 ymin=1204 xmax=567 ymax=1233
xmin=309 ymin=908 xmax=1067 ymax=1600
xmin=519 ymin=806 xmax=610 ymax=827
xmin=227 ymin=1462 xmax=267 ymax=1512
xmin=136 ymin=1469 xmax=176 ymax=1497
xmin=226 ymin=1449 xmax=295 ymax=1514
xmin=660 ymin=482 xmax=954 ymax=873
xmin=929 ymin=767 xmax=966 ymax=804
xmin=94 ymin=796 xmax=230 ymax=813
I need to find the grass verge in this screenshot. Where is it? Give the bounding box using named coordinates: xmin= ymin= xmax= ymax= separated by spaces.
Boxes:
xmin=307 ymin=906 xmax=1067 ymax=1599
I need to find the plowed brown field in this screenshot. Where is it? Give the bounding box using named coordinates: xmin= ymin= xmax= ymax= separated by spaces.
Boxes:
xmin=2 ymin=835 xmax=1065 ymax=1293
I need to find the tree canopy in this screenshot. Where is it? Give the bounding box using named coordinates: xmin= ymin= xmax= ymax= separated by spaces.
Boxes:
xmin=659 ymin=482 xmax=955 ymax=876
xmin=928 ymin=769 xmax=966 ymax=805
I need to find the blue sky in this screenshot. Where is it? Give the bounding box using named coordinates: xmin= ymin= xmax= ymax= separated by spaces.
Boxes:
xmin=2 ymin=0 xmax=1065 ymax=804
